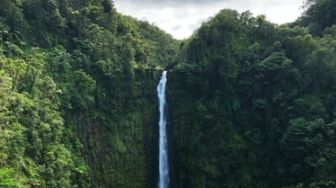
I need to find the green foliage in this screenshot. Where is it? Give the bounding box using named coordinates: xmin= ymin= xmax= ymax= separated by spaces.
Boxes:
xmin=0 ymin=0 xmax=176 ymax=187
xmin=169 ymin=8 xmax=336 ymax=188
xmin=0 ymin=168 xmax=26 ymax=188
xmin=2 ymin=0 xmax=336 ymax=188
xmin=298 ymin=0 xmax=336 ymax=34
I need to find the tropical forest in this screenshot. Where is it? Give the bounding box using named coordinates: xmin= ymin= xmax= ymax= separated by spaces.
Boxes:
xmin=0 ymin=0 xmax=335 ymax=187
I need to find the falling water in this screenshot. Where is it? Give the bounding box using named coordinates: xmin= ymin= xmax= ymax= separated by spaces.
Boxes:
xmin=157 ymin=71 xmax=169 ymax=188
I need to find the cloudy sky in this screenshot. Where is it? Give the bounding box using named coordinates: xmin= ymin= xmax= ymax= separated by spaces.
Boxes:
xmin=114 ymin=0 xmax=306 ymax=39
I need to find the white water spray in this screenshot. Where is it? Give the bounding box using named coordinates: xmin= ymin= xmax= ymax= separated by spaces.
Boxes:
xmin=157 ymin=71 xmax=169 ymax=188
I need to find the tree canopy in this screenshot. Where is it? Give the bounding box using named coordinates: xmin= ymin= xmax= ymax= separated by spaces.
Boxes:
xmin=1 ymin=0 xmax=336 ymax=188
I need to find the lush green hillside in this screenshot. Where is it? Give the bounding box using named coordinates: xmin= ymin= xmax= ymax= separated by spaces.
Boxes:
xmin=297 ymin=0 xmax=336 ymax=35
xmin=1 ymin=0 xmax=336 ymax=188
xmin=0 ymin=0 xmax=177 ymax=187
xmin=168 ymin=6 xmax=336 ymax=188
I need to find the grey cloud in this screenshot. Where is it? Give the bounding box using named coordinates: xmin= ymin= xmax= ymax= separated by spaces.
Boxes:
xmin=114 ymin=0 xmax=305 ymax=39
xmin=188 ymin=19 xmax=204 ymax=30
xmin=126 ymin=0 xmax=221 ymax=3
xmin=116 ymin=0 xmax=304 ymax=8
xmin=172 ymin=25 xmax=182 ymax=31
xmin=173 ymin=11 xmax=190 ymax=18
xmin=117 ymin=0 xmax=227 ymax=7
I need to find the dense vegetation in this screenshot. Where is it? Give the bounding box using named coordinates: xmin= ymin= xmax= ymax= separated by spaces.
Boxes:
xmin=297 ymin=0 xmax=336 ymax=35
xmin=1 ymin=0 xmax=336 ymax=188
xmin=169 ymin=1 xmax=336 ymax=187
xmin=0 ymin=0 xmax=177 ymax=187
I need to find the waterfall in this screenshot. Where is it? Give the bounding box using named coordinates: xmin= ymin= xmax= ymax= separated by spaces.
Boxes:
xmin=157 ymin=71 xmax=169 ymax=188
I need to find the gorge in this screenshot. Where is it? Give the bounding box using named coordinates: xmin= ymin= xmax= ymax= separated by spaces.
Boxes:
xmin=0 ymin=0 xmax=336 ymax=188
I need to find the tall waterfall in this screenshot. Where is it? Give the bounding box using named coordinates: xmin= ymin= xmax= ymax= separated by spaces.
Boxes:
xmin=157 ymin=71 xmax=169 ymax=188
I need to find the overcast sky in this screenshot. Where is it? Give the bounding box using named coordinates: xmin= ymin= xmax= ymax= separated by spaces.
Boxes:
xmin=114 ymin=0 xmax=306 ymax=39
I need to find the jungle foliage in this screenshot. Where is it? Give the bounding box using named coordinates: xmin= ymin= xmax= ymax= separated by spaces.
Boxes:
xmin=1 ymin=0 xmax=336 ymax=188
xmin=0 ymin=0 xmax=177 ymax=187
xmin=168 ymin=1 xmax=336 ymax=187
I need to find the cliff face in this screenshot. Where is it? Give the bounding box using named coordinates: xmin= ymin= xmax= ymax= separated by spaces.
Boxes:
xmin=1 ymin=1 xmax=336 ymax=188
xmin=0 ymin=1 xmax=177 ymax=187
